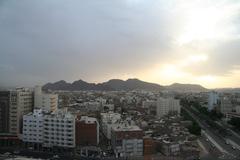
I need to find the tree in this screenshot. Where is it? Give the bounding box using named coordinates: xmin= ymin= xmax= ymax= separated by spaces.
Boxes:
xmin=228 ymin=117 xmax=240 ymax=130
xmin=188 ymin=121 xmax=201 ymax=136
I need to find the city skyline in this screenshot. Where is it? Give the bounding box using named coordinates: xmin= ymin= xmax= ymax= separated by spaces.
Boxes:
xmin=1 ymin=0 xmax=240 ymax=88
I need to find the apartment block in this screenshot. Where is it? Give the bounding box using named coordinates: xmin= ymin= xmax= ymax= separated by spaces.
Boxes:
xmin=156 ymin=97 xmax=181 ymax=118
xmin=111 ymin=123 xmax=143 ymax=158
xmin=22 ymin=109 xmax=44 ymax=143
xmin=42 ymin=110 xmax=75 ymax=148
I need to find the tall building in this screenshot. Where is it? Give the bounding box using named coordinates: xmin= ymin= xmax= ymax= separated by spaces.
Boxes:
xmin=23 ymin=109 xmax=44 ymax=144
xmin=208 ymin=91 xmax=219 ymax=111
xmin=111 ymin=123 xmax=143 ymax=158
xmin=75 ymin=116 xmax=99 ymax=146
xmin=0 ymin=91 xmax=10 ymax=133
xmin=156 ymin=98 xmax=181 ymax=118
xmin=9 ymin=88 xmax=33 ymax=135
xmin=22 ymin=109 xmax=76 ymax=149
xmin=34 ymin=86 xmax=58 ymax=112
xmin=42 ymin=110 xmax=75 ymax=148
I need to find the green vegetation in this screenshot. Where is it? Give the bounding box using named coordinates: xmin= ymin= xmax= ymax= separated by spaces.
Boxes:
xmin=181 ymin=98 xmax=223 ymax=120
xmin=181 ymin=108 xmax=201 ymax=136
xmin=188 ymin=121 xmax=201 ymax=136
xmin=181 ymin=98 xmax=228 ymax=136
xmin=228 ymin=117 xmax=240 ymax=131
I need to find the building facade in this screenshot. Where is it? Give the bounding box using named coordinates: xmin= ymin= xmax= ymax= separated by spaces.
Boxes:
xmin=111 ymin=123 xmax=143 ymax=158
xmin=22 ymin=109 xmax=44 ymax=144
xmin=22 ymin=109 xmax=75 ymax=149
xmin=220 ymin=97 xmax=234 ymax=115
xmin=156 ymin=98 xmax=181 ymax=118
xmin=42 ymin=110 xmax=75 ymax=148
xmin=75 ymin=116 xmax=99 ymax=146
xmin=208 ymin=91 xmax=219 ymax=111
xmin=9 ymin=88 xmax=33 ymax=135
xmin=101 ymin=112 xmax=121 ymax=139
xmin=34 ymin=86 xmax=58 ymax=112
xmin=0 ymin=91 xmax=10 ymax=133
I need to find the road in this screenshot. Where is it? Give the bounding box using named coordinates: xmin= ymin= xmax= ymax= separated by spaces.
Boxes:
xmin=182 ymin=106 xmax=240 ymax=160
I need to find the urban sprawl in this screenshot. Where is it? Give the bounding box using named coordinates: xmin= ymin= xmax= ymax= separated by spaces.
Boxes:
xmin=0 ymin=87 xmax=240 ymax=160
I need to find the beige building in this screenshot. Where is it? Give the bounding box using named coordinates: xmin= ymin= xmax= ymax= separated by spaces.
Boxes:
xmin=220 ymin=97 xmax=234 ymax=115
xmin=9 ymin=87 xmax=33 ymax=135
xmin=34 ymin=86 xmax=58 ymax=112
xmin=156 ymin=97 xmax=181 ymax=118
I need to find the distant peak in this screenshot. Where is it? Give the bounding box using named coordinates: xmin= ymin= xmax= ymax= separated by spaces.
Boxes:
xmin=72 ymin=79 xmax=88 ymax=84
xmin=108 ymin=79 xmax=124 ymax=82
xmin=126 ymin=78 xmax=140 ymax=81
xmin=56 ymin=80 xmax=67 ymax=83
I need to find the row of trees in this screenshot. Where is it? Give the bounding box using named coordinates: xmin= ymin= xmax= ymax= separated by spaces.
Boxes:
xmin=181 ymin=98 xmax=223 ymax=121
xmin=228 ymin=117 xmax=240 ymax=131
xmin=181 ymin=98 xmax=229 ymax=136
xmin=181 ymin=108 xmax=201 ymax=136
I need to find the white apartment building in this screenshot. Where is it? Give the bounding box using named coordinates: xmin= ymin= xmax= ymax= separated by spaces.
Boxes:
xmin=43 ymin=110 xmax=75 ymax=148
xmin=23 ymin=109 xmax=44 ymax=143
xmin=156 ymin=97 xmax=181 ymax=118
xmin=208 ymin=91 xmax=219 ymax=111
xmin=101 ymin=112 xmax=121 ymax=139
xmin=22 ymin=109 xmax=76 ymax=149
xmin=111 ymin=123 xmax=143 ymax=158
xmin=34 ymin=86 xmax=58 ymax=112
xmin=9 ymin=87 xmax=33 ymax=135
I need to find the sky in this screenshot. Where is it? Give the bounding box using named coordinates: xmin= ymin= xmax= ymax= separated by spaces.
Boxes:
xmin=0 ymin=0 xmax=240 ymax=88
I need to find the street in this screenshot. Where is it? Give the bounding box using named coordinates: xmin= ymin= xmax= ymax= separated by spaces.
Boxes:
xmin=182 ymin=106 xmax=240 ymax=160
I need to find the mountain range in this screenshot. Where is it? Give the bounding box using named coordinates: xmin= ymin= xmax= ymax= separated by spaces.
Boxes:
xmin=43 ymin=78 xmax=208 ymax=92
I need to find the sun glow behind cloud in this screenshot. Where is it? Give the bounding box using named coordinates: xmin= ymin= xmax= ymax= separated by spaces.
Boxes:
xmin=139 ymin=0 xmax=240 ymax=88
xmin=176 ymin=1 xmax=240 ymax=45
xmin=138 ymin=52 xmax=240 ymax=88
xmin=1 ymin=0 xmax=240 ymax=88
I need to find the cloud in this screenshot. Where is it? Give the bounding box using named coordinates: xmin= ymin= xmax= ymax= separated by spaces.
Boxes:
xmin=0 ymin=0 xmax=179 ymax=86
xmin=0 ymin=0 xmax=240 ymax=88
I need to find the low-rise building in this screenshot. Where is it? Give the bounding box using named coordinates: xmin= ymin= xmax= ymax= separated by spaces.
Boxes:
xmin=75 ymin=116 xmax=99 ymax=146
xmin=101 ymin=112 xmax=121 ymax=139
xmin=111 ymin=123 xmax=143 ymax=158
xmin=160 ymin=140 xmax=180 ymax=156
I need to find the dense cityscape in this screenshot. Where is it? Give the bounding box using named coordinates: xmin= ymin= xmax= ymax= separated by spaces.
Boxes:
xmin=1 ymin=82 xmax=240 ymax=160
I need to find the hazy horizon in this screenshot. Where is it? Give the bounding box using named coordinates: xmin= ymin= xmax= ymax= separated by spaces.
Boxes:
xmin=1 ymin=0 xmax=240 ymax=88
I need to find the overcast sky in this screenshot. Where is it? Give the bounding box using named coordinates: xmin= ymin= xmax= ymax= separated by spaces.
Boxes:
xmin=0 ymin=0 xmax=240 ymax=88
